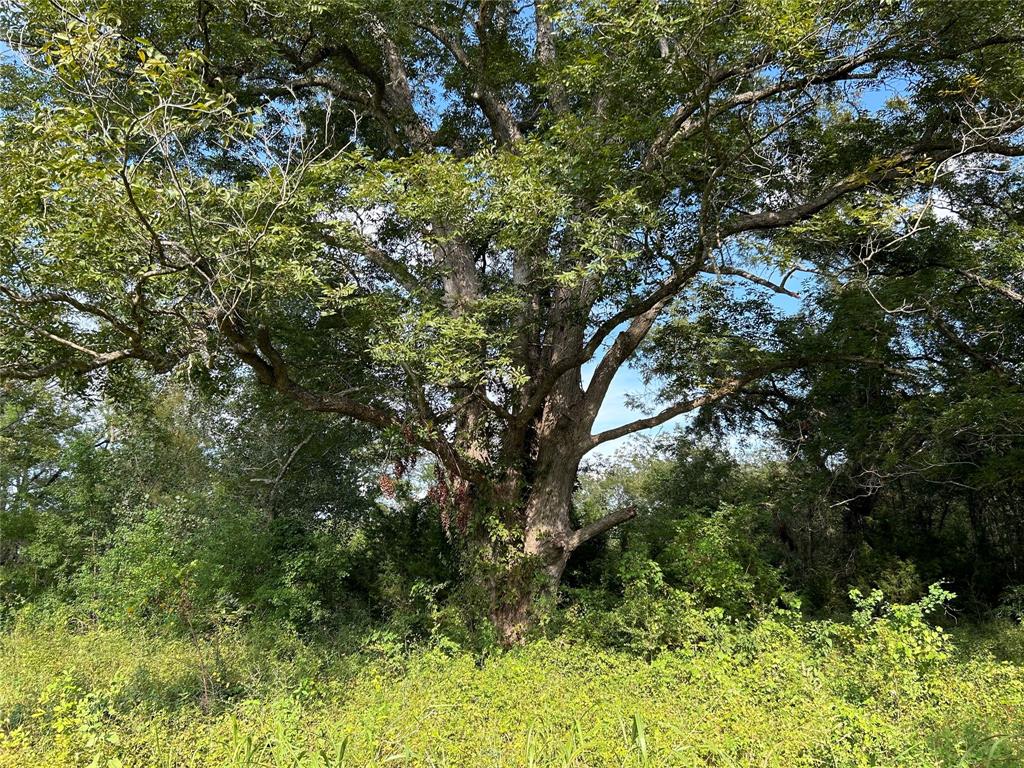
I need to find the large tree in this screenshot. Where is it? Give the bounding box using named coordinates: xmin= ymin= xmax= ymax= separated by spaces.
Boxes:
xmin=1 ymin=0 xmax=1023 ymax=642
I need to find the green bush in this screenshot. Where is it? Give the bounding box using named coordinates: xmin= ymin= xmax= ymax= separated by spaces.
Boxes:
xmin=656 ymin=502 xmax=785 ymax=613
xmin=563 ymin=554 xmax=736 ymax=658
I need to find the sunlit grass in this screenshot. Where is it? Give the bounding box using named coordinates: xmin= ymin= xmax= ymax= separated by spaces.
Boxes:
xmin=1 ymin=616 xmax=1023 ymax=767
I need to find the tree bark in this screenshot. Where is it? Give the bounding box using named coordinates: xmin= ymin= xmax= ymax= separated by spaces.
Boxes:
xmin=484 ymin=439 xmax=636 ymax=646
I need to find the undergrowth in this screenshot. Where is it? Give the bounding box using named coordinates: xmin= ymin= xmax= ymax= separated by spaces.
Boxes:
xmin=1 ymin=590 xmax=1022 ymax=767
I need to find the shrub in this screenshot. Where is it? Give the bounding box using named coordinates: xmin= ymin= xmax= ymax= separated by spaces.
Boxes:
xmin=563 ymin=554 xmax=735 ymax=658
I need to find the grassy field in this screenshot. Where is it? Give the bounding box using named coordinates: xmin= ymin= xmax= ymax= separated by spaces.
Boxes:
xmin=2 ymin=612 xmax=1023 ymax=768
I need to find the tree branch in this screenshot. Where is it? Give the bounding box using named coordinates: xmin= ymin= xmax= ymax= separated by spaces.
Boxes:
xmin=569 ymin=505 xmax=637 ymax=548
xmin=587 ymin=372 xmax=766 ymax=449
xmin=417 ymin=21 xmax=521 ymax=145
xmin=368 ymin=17 xmax=433 ymax=150
xmin=703 ymin=266 xmax=801 ymax=298
xmin=956 ymin=269 xmax=1024 ymax=304
xmin=514 ymin=262 xmax=702 ymax=429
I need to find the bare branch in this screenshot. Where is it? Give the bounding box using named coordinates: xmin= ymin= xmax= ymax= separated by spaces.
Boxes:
xmin=703 ymin=266 xmax=802 ymax=298
xmin=251 ymin=433 xmax=313 ymax=516
xmin=570 ymin=505 xmax=637 ymax=548
xmin=587 ymin=372 xmax=769 ymax=449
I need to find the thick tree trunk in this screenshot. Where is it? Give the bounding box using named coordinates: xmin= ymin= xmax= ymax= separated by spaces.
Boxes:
xmin=480 ymin=403 xmax=639 ymax=645
xmin=489 ymin=587 xmax=535 ymax=647
xmin=487 ymin=553 xmax=571 ymax=647
xmin=485 ymin=441 xmax=598 ymax=646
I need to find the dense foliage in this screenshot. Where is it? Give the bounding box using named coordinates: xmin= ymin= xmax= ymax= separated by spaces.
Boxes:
xmin=4 ymin=375 xmax=1024 ymax=639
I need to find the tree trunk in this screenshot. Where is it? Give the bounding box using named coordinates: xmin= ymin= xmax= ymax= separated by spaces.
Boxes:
xmin=489 ymin=587 xmax=535 ymax=647
xmin=487 ymin=553 xmax=570 ymax=647
xmin=486 ymin=457 xmax=579 ymax=647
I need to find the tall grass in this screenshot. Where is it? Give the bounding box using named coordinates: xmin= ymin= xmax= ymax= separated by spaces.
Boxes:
xmin=1 ymin=616 xmax=1022 ymax=767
